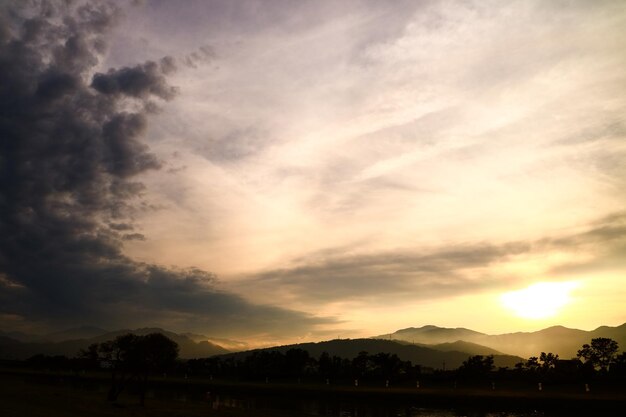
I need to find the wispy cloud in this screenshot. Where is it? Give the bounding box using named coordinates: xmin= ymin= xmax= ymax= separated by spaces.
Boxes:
xmin=233 ymin=212 xmax=626 ymax=309
xmin=2 ymin=0 xmax=625 ymax=339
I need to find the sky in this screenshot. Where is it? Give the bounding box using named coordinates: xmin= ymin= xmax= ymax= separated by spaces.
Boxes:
xmin=1 ymin=0 xmax=625 ymax=348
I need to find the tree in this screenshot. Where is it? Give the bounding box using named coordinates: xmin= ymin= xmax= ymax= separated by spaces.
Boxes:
xmin=458 ymin=355 xmax=494 ymax=379
xmin=611 ymin=352 xmax=626 ymax=377
xmin=352 ymin=351 xmax=372 ymax=377
xmin=285 ymin=348 xmax=311 ymax=377
xmin=77 ymin=343 xmax=101 ymax=370
xmin=318 ymin=352 xmax=333 ymax=377
xmin=136 ymin=333 xmax=179 ymax=405
xmin=79 ymin=333 xmax=179 ymax=404
xmin=525 ymin=356 xmax=540 ymax=372
xmin=577 ymin=337 xmax=619 ymax=372
xmin=539 ymin=352 xmax=559 ymax=370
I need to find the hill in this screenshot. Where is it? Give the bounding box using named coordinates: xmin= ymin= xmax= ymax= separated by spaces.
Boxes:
xmin=43 ymin=326 xmax=109 ymax=342
xmin=0 ymin=328 xmax=229 ymax=360
xmin=378 ymin=325 xmax=486 ymax=344
xmin=383 ymin=323 xmax=626 ymax=358
xmin=220 ymin=338 xmax=522 ymax=370
xmin=428 ymin=340 xmax=503 ymax=356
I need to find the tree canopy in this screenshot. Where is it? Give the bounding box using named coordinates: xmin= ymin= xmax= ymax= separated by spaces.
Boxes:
xmin=457 ymin=355 xmax=494 ymax=378
xmin=577 ymin=337 xmax=619 ymax=371
xmin=80 ymin=332 xmax=179 ymax=404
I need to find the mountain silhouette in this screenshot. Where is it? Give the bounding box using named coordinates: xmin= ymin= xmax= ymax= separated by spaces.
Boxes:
xmin=3 ymin=322 xmax=624 ymax=364
xmin=427 ymin=340 xmax=503 ymax=356
xmin=379 ymin=326 xmax=486 ymax=344
xmin=43 ymin=326 xmax=110 ymax=342
xmin=220 ymin=338 xmax=522 ymax=370
xmin=382 ymin=323 xmax=626 ymax=358
xmin=0 ymin=327 xmax=229 ymax=360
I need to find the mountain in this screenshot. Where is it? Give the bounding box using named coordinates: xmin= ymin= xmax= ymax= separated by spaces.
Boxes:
xmin=428 ymin=341 xmax=503 ymax=356
xmin=44 ymin=326 xmax=109 ymax=342
xmin=0 ymin=328 xmax=229 ymax=360
xmin=221 ymin=338 xmax=522 ymax=370
xmin=180 ymin=332 xmax=211 ymax=343
xmin=379 ymin=325 xmax=486 ymax=344
xmin=378 ymin=337 xmax=502 ymax=356
xmin=0 ymin=326 xmax=109 ymax=343
xmin=178 ymin=333 xmax=249 ymax=352
xmin=0 ymin=330 xmax=45 ymax=343
xmin=92 ymin=328 xmax=231 ymax=358
xmin=383 ymin=323 xmax=626 ymax=359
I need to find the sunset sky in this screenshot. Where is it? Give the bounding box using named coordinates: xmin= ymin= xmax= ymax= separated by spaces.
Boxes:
xmin=1 ymin=0 xmax=625 ymax=347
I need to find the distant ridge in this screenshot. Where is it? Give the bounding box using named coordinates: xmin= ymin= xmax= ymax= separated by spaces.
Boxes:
xmin=3 ymin=322 xmax=624 ymax=364
xmin=428 ymin=340 xmax=503 ymax=356
xmin=220 ymin=338 xmax=522 ymax=370
xmin=0 ymin=327 xmax=230 ymax=360
xmin=382 ymin=338 xmax=502 ymax=356
xmin=379 ymin=326 xmax=486 ymax=344
xmin=44 ymin=326 xmax=109 ymax=342
xmin=381 ymin=323 xmax=626 ymax=358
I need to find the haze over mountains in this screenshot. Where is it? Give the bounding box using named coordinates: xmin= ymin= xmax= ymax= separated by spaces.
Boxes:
xmin=1 ymin=323 xmax=625 ymax=368
xmin=381 ymin=323 xmax=626 ymax=358
xmin=0 ymin=327 xmax=228 ymax=360
xmin=221 ymin=338 xmax=522 ymax=370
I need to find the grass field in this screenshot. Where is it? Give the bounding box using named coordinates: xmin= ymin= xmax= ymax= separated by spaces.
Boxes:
xmin=1 ymin=370 xmax=625 ymax=417
xmin=0 ymin=373 xmax=215 ymax=417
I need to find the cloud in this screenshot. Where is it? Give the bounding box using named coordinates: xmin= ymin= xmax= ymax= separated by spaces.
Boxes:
xmin=237 ymin=212 xmax=626 ymax=305
xmin=0 ymin=1 xmax=334 ymax=338
xmin=92 ymin=59 xmax=178 ymax=100
xmin=544 ymin=211 xmax=626 ymax=276
xmin=238 ymin=243 xmax=528 ymax=304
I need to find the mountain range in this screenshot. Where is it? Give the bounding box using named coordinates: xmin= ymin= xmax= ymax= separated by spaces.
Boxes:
xmin=379 ymin=323 xmax=626 ymax=358
xmin=219 ymin=338 xmax=522 ymax=370
xmin=2 ymin=323 xmax=625 ymax=368
xmin=0 ymin=327 xmax=228 ymax=360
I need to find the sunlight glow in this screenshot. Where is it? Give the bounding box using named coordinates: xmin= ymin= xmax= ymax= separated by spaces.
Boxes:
xmin=500 ymin=281 xmax=579 ymax=319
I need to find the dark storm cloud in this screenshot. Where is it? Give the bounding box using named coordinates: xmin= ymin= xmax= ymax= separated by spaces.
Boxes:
xmin=0 ymin=1 xmax=332 ymax=336
xmin=91 ymin=59 xmax=177 ymax=99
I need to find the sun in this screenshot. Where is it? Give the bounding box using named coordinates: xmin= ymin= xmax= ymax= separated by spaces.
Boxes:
xmin=500 ymin=281 xmax=579 ymax=319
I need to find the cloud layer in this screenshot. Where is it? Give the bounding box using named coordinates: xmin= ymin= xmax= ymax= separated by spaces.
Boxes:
xmin=0 ymin=1 xmax=333 ymax=340
xmin=1 ymin=0 xmax=625 ymax=340
xmin=236 ymin=211 xmax=626 ymax=305
xmin=117 ymin=0 xmax=625 ymax=334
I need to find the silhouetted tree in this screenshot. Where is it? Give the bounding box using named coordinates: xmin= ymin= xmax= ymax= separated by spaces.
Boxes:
xmin=525 ymin=356 xmax=540 ymax=372
xmin=79 ymin=343 xmax=101 ymax=369
xmin=610 ymin=352 xmax=626 ymax=377
xmin=135 ymin=333 xmax=179 ymax=405
xmin=285 ymin=348 xmax=311 ymax=377
xmin=370 ymin=353 xmax=403 ymax=379
xmin=577 ymin=338 xmax=619 ymax=372
xmin=25 ymin=354 xmax=70 ymax=371
xmin=352 ymin=351 xmax=372 ymax=377
xmin=79 ymin=333 xmax=178 ymax=405
xmin=539 ymin=352 xmax=559 ymax=370
xmin=457 ymin=355 xmax=494 ymax=379
xmin=318 ymin=352 xmax=333 ymax=377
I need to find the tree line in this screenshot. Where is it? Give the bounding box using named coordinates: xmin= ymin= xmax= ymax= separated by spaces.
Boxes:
xmin=184 ymin=337 xmax=626 ymax=383
xmin=457 ymin=337 xmax=626 ymax=382
xmin=186 ymin=349 xmax=421 ymax=382
xmin=9 ymin=335 xmax=626 ymax=405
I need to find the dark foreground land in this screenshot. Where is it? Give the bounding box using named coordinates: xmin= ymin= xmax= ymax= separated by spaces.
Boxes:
xmin=1 ymin=370 xmax=625 ymax=417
